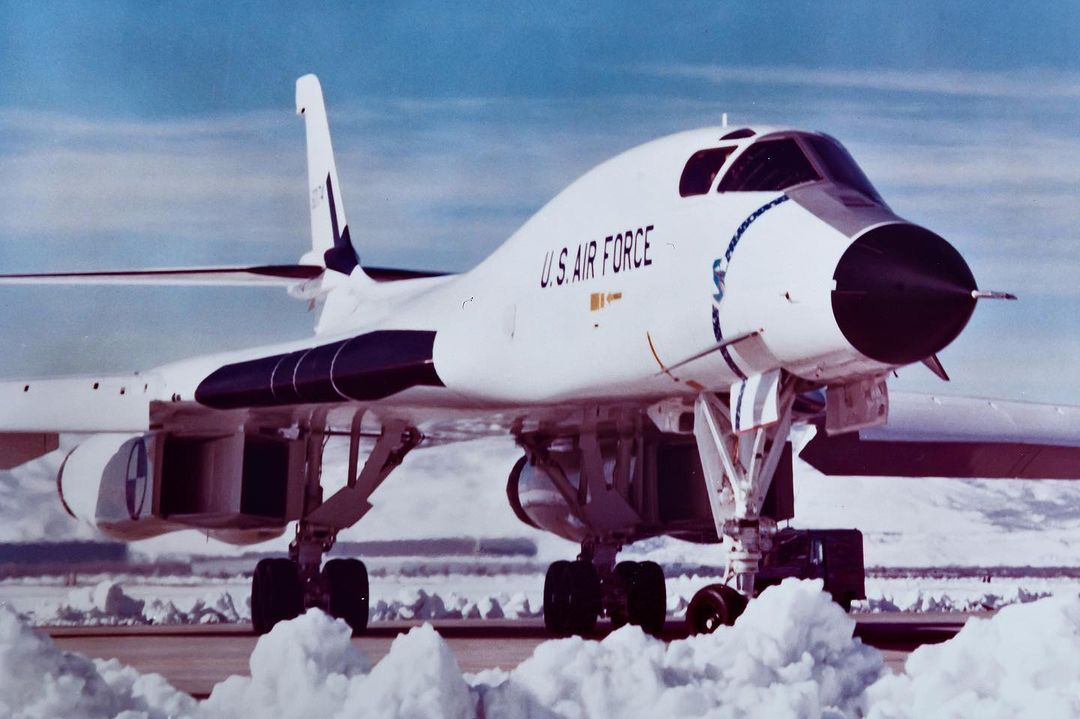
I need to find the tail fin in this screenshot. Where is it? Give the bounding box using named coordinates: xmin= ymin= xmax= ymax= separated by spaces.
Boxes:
xmin=296 ymin=74 xmax=367 ymax=280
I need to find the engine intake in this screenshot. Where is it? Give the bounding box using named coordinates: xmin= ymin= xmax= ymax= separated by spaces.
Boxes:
xmin=57 ymin=430 xmax=306 ymax=543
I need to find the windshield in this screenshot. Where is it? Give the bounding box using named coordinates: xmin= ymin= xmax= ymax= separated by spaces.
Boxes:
xmin=679 ymin=147 xmax=735 ymax=196
xmin=717 ymin=138 xmax=821 ymax=193
xmin=804 ymin=134 xmax=884 ymax=204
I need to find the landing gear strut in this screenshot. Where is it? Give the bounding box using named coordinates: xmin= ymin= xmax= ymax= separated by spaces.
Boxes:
xmin=250 ymin=415 xmax=418 ymax=635
xmin=687 ymin=373 xmax=798 ymax=632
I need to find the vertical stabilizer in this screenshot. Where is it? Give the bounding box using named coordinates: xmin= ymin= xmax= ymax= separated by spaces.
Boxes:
xmin=296 ymin=74 xmax=366 ymax=279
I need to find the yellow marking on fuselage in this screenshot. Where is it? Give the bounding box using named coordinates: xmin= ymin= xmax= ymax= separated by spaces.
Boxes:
xmin=647 ymin=330 xmax=706 ymax=390
xmin=590 ymin=291 xmax=624 ymax=311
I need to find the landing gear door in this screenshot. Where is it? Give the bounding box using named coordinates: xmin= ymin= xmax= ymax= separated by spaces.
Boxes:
xmin=729 ymin=368 xmax=781 ymax=434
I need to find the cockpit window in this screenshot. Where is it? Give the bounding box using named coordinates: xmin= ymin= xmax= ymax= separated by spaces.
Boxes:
xmin=805 ymin=134 xmax=884 ymax=204
xmin=717 ymin=138 xmax=820 ymax=193
xmin=679 ymin=147 xmax=735 ymax=197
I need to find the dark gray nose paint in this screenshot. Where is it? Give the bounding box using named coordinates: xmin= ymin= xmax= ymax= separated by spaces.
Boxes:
xmin=832 ymin=224 xmax=977 ymax=365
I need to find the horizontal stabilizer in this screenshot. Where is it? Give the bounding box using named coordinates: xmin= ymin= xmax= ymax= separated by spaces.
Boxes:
xmin=0 ymin=265 xmax=324 ymax=287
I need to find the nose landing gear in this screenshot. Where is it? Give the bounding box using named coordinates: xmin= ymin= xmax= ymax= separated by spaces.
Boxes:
xmin=685 ymin=583 xmax=747 ymax=634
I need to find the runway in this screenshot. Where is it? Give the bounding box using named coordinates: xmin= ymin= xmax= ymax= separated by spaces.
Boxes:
xmin=46 ymin=613 xmax=972 ymax=699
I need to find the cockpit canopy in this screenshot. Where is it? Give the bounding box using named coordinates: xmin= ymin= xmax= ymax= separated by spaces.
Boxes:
xmin=679 ymin=132 xmax=883 ymax=204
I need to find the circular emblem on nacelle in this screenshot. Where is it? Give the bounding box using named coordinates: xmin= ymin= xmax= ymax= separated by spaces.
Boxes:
xmin=125 ymin=439 xmax=148 ymax=520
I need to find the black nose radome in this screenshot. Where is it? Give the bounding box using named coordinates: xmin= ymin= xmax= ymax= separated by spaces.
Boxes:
xmin=832 ymin=224 xmax=977 ymax=365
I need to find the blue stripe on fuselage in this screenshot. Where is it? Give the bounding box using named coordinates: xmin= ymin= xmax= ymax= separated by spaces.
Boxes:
xmin=712 ymin=195 xmax=790 ymax=380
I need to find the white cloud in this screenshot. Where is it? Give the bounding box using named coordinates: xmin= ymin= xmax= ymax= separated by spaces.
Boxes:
xmin=0 ymin=79 xmax=1077 ymax=396
xmin=640 ymin=64 xmax=1080 ymax=100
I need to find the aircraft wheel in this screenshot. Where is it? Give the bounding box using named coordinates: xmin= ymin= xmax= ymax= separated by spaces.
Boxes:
xmin=544 ymin=560 xmax=572 ymax=634
xmin=564 ymin=559 xmax=601 ymax=635
xmin=322 ymin=558 xmax=369 ymax=635
xmin=609 ymin=561 xmax=634 ymax=630
xmin=686 ymin=583 xmax=747 ymax=634
xmin=251 ymin=558 xmax=303 ymax=635
xmin=629 ymin=561 xmax=667 ymax=636
xmin=544 ymin=559 xmax=601 ymax=636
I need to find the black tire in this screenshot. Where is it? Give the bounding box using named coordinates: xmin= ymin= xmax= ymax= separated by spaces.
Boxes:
xmin=322 ymin=558 xmax=369 ymax=635
xmin=564 ymin=560 xmax=601 ymax=636
xmin=544 ymin=560 xmax=572 ymax=634
xmin=837 ymin=594 xmax=854 ymax=613
xmin=610 ymin=561 xmax=638 ymax=629
xmin=251 ymin=558 xmax=303 ymax=635
xmin=250 ymin=560 xmax=268 ymax=634
xmin=629 ymin=561 xmax=666 ymax=637
xmin=686 ymin=584 xmax=747 ymax=634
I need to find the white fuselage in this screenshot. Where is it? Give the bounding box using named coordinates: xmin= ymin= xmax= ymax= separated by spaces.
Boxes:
xmin=158 ymin=127 xmax=890 ymax=411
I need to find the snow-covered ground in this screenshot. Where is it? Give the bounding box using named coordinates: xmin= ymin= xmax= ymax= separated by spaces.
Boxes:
xmin=0 ymin=570 xmax=1076 ymax=627
xmin=1 ymin=580 xmax=1078 ymax=718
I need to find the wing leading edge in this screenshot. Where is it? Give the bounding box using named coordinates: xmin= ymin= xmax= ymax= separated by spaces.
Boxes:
xmin=0 ymin=265 xmax=449 ymax=287
xmin=800 ymin=392 xmax=1080 ymax=479
xmin=0 ymin=265 xmax=324 ymax=287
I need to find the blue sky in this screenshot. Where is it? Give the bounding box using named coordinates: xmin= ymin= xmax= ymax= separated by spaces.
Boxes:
xmin=1 ymin=2 xmax=1079 ymax=403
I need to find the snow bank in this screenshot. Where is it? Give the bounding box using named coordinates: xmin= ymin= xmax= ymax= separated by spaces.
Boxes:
xmin=23 ymin=574 xmax=1070 ymax=628
xmin=28 ymin=579 xmax=542 ymax=627
xmin=866 ymin=593 xmax=1080 ymax=719
xmin=202 ymin=611 xmax=474 ymax=719
xmin=4 ymin=581 xmax=1080 ymax=717
xmin=864 ymin=585 xmax=1052 ymax=613
xmin=46 ymin=580 xmax=244 ymax=626
xmin=370 ymin=588 xmax=533 ymax=621
xmin=479 ymin=578 xmax=883 ymax=718
xmin=0 ymin=604 xmax=195 ymax=718
xmin=206 ymin=580 xmax=882 ymax=718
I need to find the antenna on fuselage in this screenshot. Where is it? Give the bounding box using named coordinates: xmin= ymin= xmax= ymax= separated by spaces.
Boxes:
xmin=721 ymin=112 xmax=729 ymax=129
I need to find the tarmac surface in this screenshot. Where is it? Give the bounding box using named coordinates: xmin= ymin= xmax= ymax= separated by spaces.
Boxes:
xmin=47 ymin=614 xmax=973 ymax=699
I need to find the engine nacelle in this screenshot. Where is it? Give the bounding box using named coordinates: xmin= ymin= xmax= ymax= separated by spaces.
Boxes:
xmin=57 ymin=430 xmax=306 ymax=544
xmin=506 ymin=454 xmax=589 ymax=543
xmin=507 ymin=432 xmax=795 ymax=545
xmin=58 ymin=433 xmax=173 ymax=540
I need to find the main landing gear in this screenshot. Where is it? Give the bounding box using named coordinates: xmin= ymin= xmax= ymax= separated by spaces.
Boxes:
xmin=543 ymin=541 xmax=667 ymax=637
xmin=250 ymin=530 xmax=372 ymax=635
xmin=250 ymin=415 xmax=419 ymax=635
xmin=250 ymin=555 xmax=370 ymax=635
